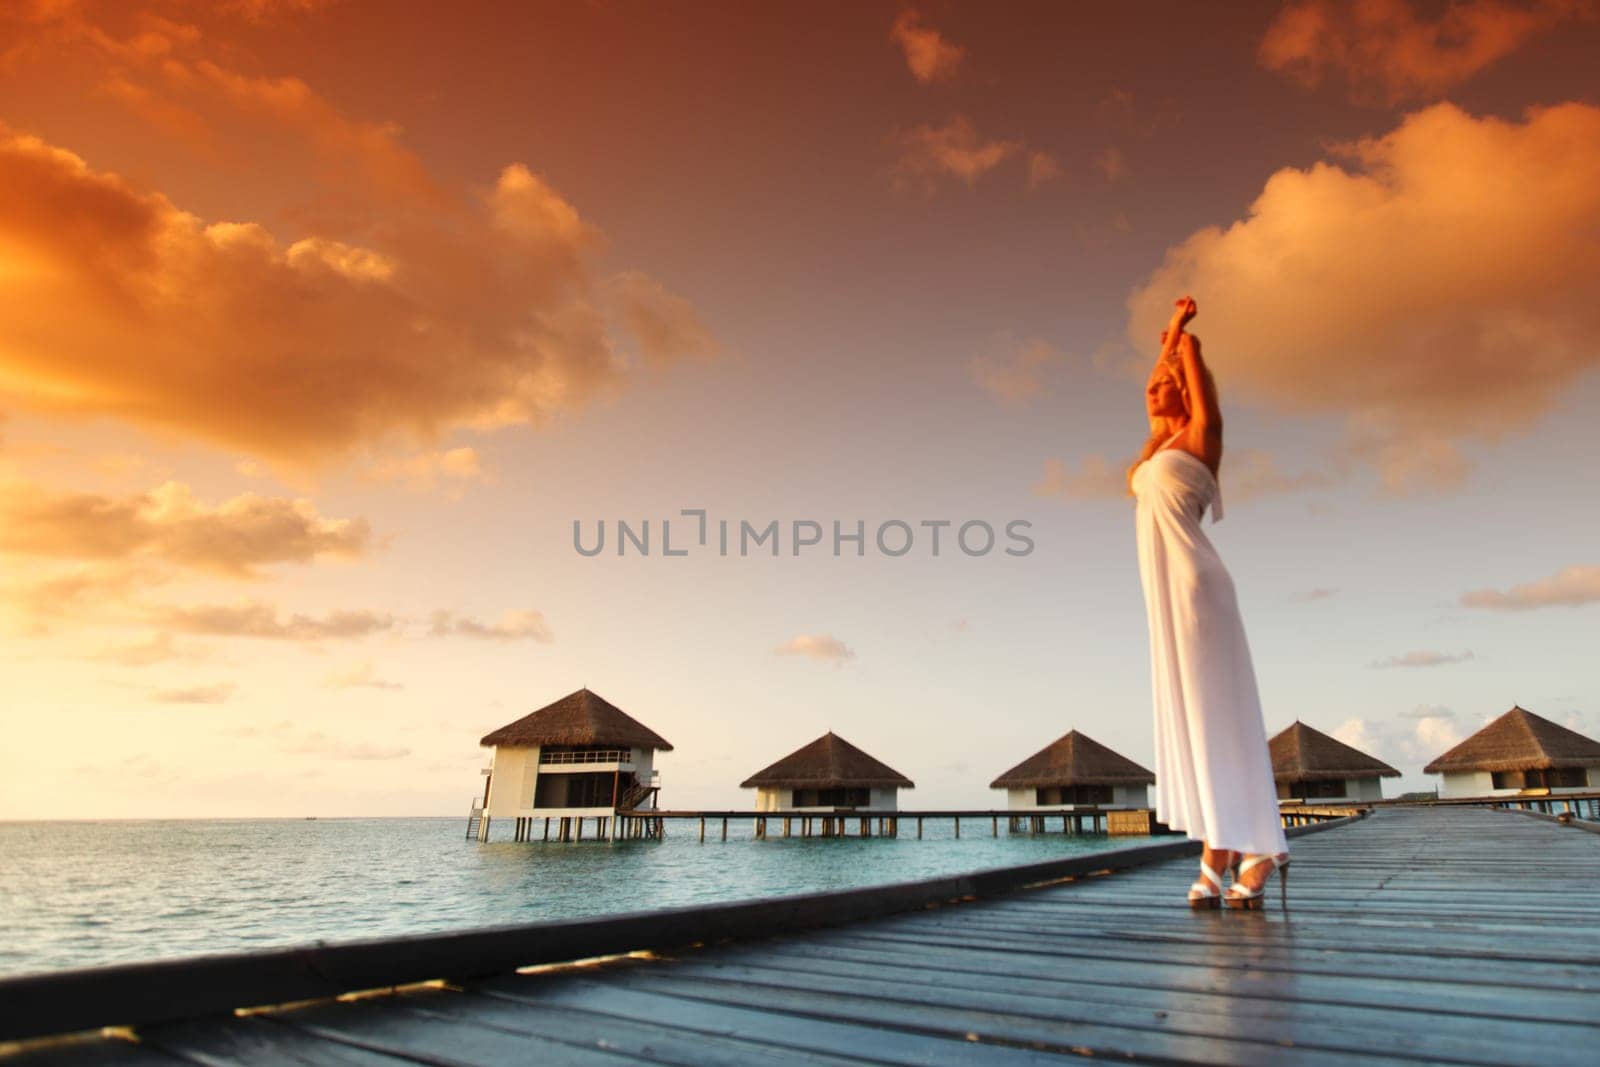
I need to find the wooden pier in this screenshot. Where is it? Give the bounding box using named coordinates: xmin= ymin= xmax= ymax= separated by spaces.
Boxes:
xmin=3 ymin=805 xmax=1598 ymax=1064
xmin=656 ymin=808 xmax=1130 ymax=841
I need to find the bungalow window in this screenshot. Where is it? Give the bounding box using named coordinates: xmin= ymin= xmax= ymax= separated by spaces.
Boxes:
xmin=791 ymin=788 xmax=870 ymax=808
xmin=1281 ymin=780 xmax=1348 ymax=800
xmin=1492 ymin=768 xmax=1588 ymax=790
xmin=1035 ymin=785 xmax=1114 ymax=806
xmin=534 ymin=772 xmax=617 ymax=808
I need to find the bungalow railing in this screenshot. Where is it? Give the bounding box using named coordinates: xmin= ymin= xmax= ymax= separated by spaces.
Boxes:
xmin=539 ymin=748 xmax=632 ymax=765
xmin=1487 ymin=792 xmax=1600 ymax=821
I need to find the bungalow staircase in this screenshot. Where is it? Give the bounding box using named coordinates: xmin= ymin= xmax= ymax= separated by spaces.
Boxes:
xmin=617 ymin=780 xmax=659 ymax=811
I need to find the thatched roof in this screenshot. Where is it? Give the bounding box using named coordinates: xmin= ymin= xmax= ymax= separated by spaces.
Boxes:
xmin=989 ymin=731 xmax=1153 ymax=789
xmin=1270 ymin=721 xmax=1400 ymax=783
xmin=480 ymin=688 xmax=673 ymax=751
xmin=740 ymin=732 xmax=914 ymax=790
xmin=1423 ymin=706 xmax=1600 ymax=774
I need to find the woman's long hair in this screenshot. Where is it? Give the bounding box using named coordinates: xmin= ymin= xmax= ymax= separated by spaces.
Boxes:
xmin=1126 ymin=357 xmax=1219 ymax=496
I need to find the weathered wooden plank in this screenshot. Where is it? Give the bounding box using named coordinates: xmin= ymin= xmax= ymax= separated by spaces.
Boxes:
xmin=143 ymin=1014 xmax=417 ymax=1066
xmin=760 ymin=934 xmax=1600 ymax=1027
xmin=0 ymin=1038 xmax=178 ymax=1067
xmin=868 ymin=910 xmax=1600 ymax=971
xmin=836 ymin=926 xmax=1600 ymax=1005
xmin=476 ymin=975 xmax=1125 ymax=1066
xmin=534 ymin=968 xmax=1442 ymax=1067
xmin=423 ymin=987 xmax=912 ymax=1067
xmin=644 ymin=954 xmax=1589 ymax=1067
xmin=272 ymin=993 xmax=645 ymax=1066
xmin=680 ymin=942 xmax=1599 ymax=1063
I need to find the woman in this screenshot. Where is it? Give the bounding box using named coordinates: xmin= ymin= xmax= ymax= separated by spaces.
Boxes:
xmin=1128 ymin=296 xmax=1289 ymax=909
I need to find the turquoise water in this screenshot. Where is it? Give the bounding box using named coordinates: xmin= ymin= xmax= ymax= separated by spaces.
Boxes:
xmin=0 ymin=817 xmax=1149 ymax=979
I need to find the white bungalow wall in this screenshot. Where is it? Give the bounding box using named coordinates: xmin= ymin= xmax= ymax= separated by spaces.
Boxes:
xmin=1350 ymin=776 xmax=1386 ymax=801
xmin=1002 ymin=785 xmax=1148 ymax=810
xmin=484 ymin=745 xmax=538 ymax=817
xmin=488 ymin=745 xmax=661 ymax=815
xmin=1438 ymin=768 xmax=1591 ymax=799
xmin=753 ymin=787 xmax=900 ymax=811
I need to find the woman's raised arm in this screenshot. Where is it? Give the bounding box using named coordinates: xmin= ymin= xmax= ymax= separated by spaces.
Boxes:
xmin=1176 ymin=332 xmax=1221 ymax=433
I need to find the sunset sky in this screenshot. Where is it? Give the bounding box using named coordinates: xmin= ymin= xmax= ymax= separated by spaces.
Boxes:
xmin=2 ymin=0 xmax=1597 ymax=819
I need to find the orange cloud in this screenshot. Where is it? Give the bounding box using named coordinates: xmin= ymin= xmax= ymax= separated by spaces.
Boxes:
xmin=1036 ymin=448 xmax=1339 ymax=504
xmin=0 ymin=478 xmax=371 ymax=577
xmin=1033 ymin=455 xmax=1126 ymax=500
xmin=0 ymin=11 xmax=718 ymax=465
xmin=428 ymin=609 xmax=552 ymax=642
xmin=363 ymin=447 xmax=489 ymax=493
xmin=1461 ymin=564 xmax=1600 ymax=609
xmin=1260 ymin=0 xmax=1586 ymax=103
xmin=1026 ymin=151 xmax=1063 ymax=190
xmin=1 ymin=562 xmax=169 ymax=634
xmin=1369 ymin=649 xmax=1477 ymax=668
xmin=323 ymin=659 xmax=404 ymax=690
xmin=0 ymin=127 xmax=718 ymax=463
xmin=1094 ymin=146 xmax=1128 ymax=182
xmin=774 ymin=633 xmax=856 ymax=664
xmin=889 ymin=9 xmax=966 ymax=84
xmin=969 ymin=335 xmax=1064 ymax=405
xmin=609 ymin=271 xmax=722 ymax=367
xmin=892 ymin=115 xmax=1021 ymax=192
xmin=155 ymin=601 xmax=395 ymax=640
xmin=151 ymin=681 xmax=235 ymax=704
xmin=1127 ymin=102 xmax=1600 ymax=493
xmin=87 ymin=631 xmax=209 ymax=667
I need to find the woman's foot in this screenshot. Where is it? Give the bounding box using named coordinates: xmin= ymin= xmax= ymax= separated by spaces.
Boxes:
xmin=1187 ymin=845 xmax=1236 ymax=908
xmin=1224 ymin=852 xmax=1290 ymax=909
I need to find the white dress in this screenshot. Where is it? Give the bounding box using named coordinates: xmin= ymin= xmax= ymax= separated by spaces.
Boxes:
xmin=1132 ymin=441 xmax=1287 ymax=856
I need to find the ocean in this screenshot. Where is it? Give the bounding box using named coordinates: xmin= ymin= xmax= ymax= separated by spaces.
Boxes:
xmin=0 ymin=816 xmax=1149 ymax=979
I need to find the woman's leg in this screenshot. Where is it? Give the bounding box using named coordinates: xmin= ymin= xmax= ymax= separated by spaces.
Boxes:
xmin=1202 ymin=843 xmax=1237 ymax=881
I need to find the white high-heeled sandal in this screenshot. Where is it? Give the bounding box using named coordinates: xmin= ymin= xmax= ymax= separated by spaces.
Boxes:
xmin=1187 ymin=858 xmax=1227 ymax=909
xmin=1224 ymin=852 xmax=1290 ymax=910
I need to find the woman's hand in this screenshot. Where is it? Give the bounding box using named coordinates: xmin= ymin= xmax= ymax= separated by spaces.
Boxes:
xmin=1172 ymin=295 xmax=1197 ymax=327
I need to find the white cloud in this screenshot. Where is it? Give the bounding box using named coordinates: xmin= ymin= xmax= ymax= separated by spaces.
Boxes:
xmin=1369 ymin=649 xmax=1477 ymax=669
xmin=1461 ymin=564 xmax=1600 ymax=610
xmin=774 ymin=633 xmax=856 ymax=664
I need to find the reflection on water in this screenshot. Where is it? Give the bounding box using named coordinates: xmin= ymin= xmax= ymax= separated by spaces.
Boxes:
xmin=0 ymin=817 xmax=1147 ymax=978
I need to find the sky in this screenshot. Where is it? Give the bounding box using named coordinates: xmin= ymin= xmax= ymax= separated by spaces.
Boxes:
xmin=1 ymin=0 xmax=1597 ymax=819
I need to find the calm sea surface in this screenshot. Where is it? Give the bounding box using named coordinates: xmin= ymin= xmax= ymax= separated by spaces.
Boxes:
xmin=0 ymin=817 xmax=1150 ymax=979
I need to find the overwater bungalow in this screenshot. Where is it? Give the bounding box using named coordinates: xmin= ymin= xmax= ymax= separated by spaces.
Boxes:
xmin=740 ymin=731 xmax=913 ymax=812
xmin=473 ymin=687 xmax=673 ymax=841
xmin=1269 ymin=720 xmax=1400 ymax=803
xmin=1424 ymin=705 xmax=1600 ymax=798
xmin=989 ymin=730 xmax=1154 ymax=810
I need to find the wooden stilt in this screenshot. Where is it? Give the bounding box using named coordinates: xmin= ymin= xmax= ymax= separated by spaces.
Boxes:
xmin=698 ymin=816 xmax=705 ymax=842
xmin=917 ymin=816 xmax=923 ymax=839
xmin=992 ymin=815 xmax=998 ymax=837
xmin=954 ymin=816 xmax=960 ymax=839
xmin=721 ymin=817 xmax=728 ymax=841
